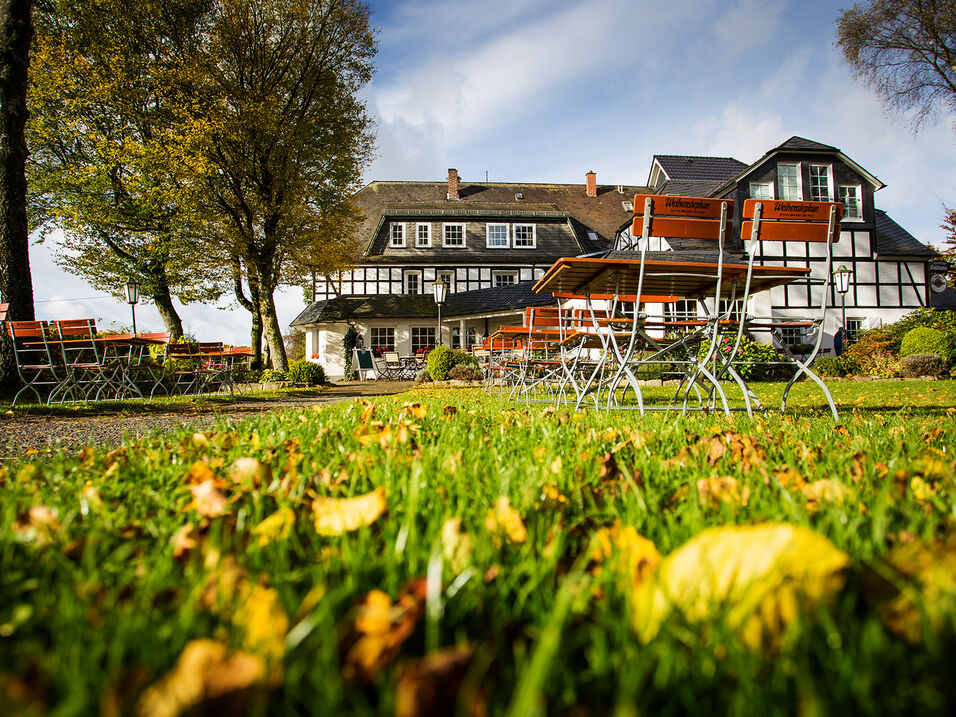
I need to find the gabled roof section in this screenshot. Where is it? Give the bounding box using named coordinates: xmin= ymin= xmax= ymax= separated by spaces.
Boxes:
xmin=711 ymin=136 xmax=886 ymax=195
xmin=655 ymin=179 xmax=724 ymax=197
xmin=648 ymin=155 xmax=748 ymax=187
xmin=290 ymin=282 xmax=553 ymax=326
xmin=775 ymin=136 xmax=838 ymax=152
xmin=873 ymin=210 xmax=935 ymax=258
xmin=354 ymin=179 xmax=648 ymax=256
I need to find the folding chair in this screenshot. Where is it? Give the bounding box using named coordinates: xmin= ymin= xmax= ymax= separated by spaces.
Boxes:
xmin=50 ymin=319 xmax=118 ymax=403
xmin=722 ymin=198 xmax=844 ymax=419
xmin=378 ymin=351 xmax=402 ymax=380
xmin=5 ymin=320 xmax=61 ymax=406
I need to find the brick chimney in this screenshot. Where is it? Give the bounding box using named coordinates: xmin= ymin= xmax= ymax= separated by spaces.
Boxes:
xmin=585 ymin=170 xmax=597 ymax=198
xmin=447 ymin=168 xmax=459 ymax=200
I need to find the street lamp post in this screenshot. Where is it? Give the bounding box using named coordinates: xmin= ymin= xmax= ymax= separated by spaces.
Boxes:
xmin=833 ymin=264 xmax=851 ymax=350
xmin=432 ymin=278 xmax=447 ymax=346
xmin=125 ymin=278 xmax=140 ymax=336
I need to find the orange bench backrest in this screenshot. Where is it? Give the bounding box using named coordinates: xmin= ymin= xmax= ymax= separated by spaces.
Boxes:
xmin=742 ymin=199 xmax=842 ymax=243
xmin=632 ymin=195 xmax=733 ymax=241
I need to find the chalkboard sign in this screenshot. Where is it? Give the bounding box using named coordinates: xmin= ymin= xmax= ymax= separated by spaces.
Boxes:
xmin=353 ymin=349 xmax=376 ymax=379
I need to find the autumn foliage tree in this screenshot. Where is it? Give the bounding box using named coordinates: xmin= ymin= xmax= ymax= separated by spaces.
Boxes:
xmin=27 ymin=0 xmax=225 ymax=338
xmin=199 ymin=0 xmax=375 ymax=370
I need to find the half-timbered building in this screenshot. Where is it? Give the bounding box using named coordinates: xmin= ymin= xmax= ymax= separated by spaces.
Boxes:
xmin=293 ymin=137 xmax=941 ymax=379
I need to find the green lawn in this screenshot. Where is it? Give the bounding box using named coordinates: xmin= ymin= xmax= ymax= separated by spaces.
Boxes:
xmin=2 ymin=382 xmax=955 ymax=716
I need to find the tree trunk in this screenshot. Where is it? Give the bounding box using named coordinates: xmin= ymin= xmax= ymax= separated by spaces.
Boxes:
xmin=258 ymin=287 xmax=287 ymax=371
xmin=152 ymin=286 xmax=184 ymax=339
xmin=0 ymin=0 xmax=34 ymax=393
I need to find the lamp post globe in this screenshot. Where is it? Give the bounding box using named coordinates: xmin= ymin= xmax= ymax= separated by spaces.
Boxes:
xmin=432 ymin=279 xmax=447 ymax=346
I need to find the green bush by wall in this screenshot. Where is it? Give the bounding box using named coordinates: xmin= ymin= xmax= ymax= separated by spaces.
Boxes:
xmin=900 ymin=327 xmax=954 ymax=363
xmin=288 ymin=359 xmax=326 ymax=386
xmin=426 ymin=345 xmax=455 ymax=381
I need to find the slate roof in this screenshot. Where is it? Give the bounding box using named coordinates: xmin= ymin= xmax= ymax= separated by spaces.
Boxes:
xmin=290 ymin=281 xmax=553 ymax=326
xmin=873 ymin=210 xmax=935 ymax=258
xmin=775 ymin=136 xmax=839 ymax=152
xmin=655 ymin=179 xmax=724 ymax=197
xmin=353 ymin=180 xmax=648 ymax=254
xmin=652 ymin=155 xmax=748 ymax=183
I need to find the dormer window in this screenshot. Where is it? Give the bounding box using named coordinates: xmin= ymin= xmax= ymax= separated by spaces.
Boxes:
xmin=513 ymin=224 xmax=536 ymax=248
xmin=390 ymin=222 xmax=405 ymax=247
xmin=839 ymin=185 xmax=862 ymax=220
xmin=416 ymin=223 xmax=431 ymax=247
xmin=777 ymin=163 xmax=801 ymax=200
xmin=809 ymin=164 xmax=833 ymax=202
xmin=749 ymin=182 xmax=774 ymax=200
xmin=486 ymin=223 xmax=509 ymax=248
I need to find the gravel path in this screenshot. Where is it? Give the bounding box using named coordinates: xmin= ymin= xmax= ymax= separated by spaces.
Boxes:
xmin=0 ymin=382 xmax=416 ymax=458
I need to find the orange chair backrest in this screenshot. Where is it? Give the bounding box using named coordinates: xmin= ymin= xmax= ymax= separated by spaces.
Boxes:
xmin=742 ymin=199 xmax=843 ymax=243
xmin=7 ymin=320 xmax=46 ymax=340
xmin=55 ymin=319 xmax=96 ymax=337
xmin=0 ymin=302 xmax=8 ymax=321
xmin=632 ymin=195 xmax=733 ymax=241
xmin=140 ymin=332 xmax=172 ymax=343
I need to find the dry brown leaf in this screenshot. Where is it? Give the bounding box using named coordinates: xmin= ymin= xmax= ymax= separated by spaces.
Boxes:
xmin=394 ymin=645 xmax=479 ymax=717
xmin=312 ymin=487 xmax=387 ymax=536
xmin=189 ymin=480 xmax=228 ymax=518
xmin=170 ymin=524 xmax=198 ymax=560
xmin=136 ymin=639 xmax=268 ymax=717
xmin=443 ymin=405 xmax=458 ymax=417
xmin=13 ymin=505 xmax=59 ymax=545
xmin=697 ymin=476 xmax=750 ymax=508
xmin=359 ymin=400 xmax=376 ymax=423
xmin=800 ymin=479 xmax=848 ymax=512
xmin=402 ymin=402 xmax=427 ymax=420
xmin=341 ymin=579 xmax=426 ymax=683
xmin=228 ymin=458 xmax=272 ymax=489
xmin=484 ymin=497 xmax=527 ymax=546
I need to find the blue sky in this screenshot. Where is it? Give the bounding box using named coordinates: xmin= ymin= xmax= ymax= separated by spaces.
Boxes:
xmin=28 ymin=0 xmax=956 ymax=343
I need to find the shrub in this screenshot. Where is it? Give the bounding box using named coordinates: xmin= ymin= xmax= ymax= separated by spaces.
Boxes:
xmin=287 ymin=359 xmax=326 ymax=386
xmin=415 ymin=368 xmax=432 ymax=383
xmin=843 ymin=328 xmax=898 ymax=377
xmin=698 ymin=336 xmax=782 ymax=381
xmin=451 ymin=349 xmax=479 ymax=368
xmin=901 ymin=353 xmax=948 ymax=378
xmin=900 ymin=327 xmax=954 ymax=363
xmin=447 ymin=364 xmax=483 ymax=381
xmin=426 ymin=345 xmax=455 ymax=381
xmin=259 ymin=368 xmax=288 ymax=383
xmin=812 ymin=356 xmax=844 ymax=377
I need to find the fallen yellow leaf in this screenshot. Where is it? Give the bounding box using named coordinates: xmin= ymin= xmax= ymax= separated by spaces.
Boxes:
xmin=312 ymin=487 xmax=387 ymax=536
xmin=631 ymin=523 xmax=849 ymax=650
xmin=189 ymin=480 xmax=228 ymax=518
xmin=228 ymin=458 xmax=272 ymax=489
xmin=136 ymin=639 xmax=268 ymax=717
xmin=233 ymin=584 xmax=290 ymax=664
xmin=590 ymin=522 xmax=660 ymax=587
xmin=252 ymin=508 xmax=296 ymax=547
xmin=441 ymin=518 xmax=474 ymax=572
xmin=402 ymin=402 xmax=427 ymax=420
xmin=484 ymin=497 xmax=527 ymax=546
xmin=697 ymin=476 xmax=750 ymax=508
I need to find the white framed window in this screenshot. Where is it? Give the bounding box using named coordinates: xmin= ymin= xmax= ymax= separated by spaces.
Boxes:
xmin=405 ymin=271 xmax=422 ymax=295
xmin=437 ymin=270 xmax=454 ymax=292
xmin=390 ymin=222 xmax=405 ymax=247
xmin=493 ymin=271 xmax=517 ymax=287
xmin=513 ymin=223 xmax=536 ymax=248
xmin=411 ymin=327 xmax=435 ymax=354
xmin=486 ymin=223 xmax=509 ymax=248
xmin=779 ymin=326 xmax=806 ymax=346
xmin=808 ymin=164 xmax=833 ymax=202
xmin=838 ymin=185 xmax=863 ymax=220
xmin=443 ymin=223 xmax=465 ymax=247
xmin=416 ymin=223 xmax=431 ymax=247
xmin=845 ymin=318 xmax=864 ymax=344
xmin=370 ymin=327 xmax=395 ymax=352
xmin=749 ymin=181 xmax=774 ymax=200
xmin=666 ymin=300 xmax=697 ymax=321
xmin=777 ymin=163 xmax=802 ymax=200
